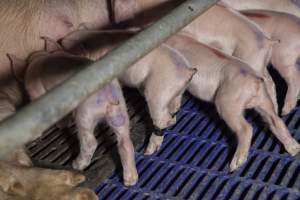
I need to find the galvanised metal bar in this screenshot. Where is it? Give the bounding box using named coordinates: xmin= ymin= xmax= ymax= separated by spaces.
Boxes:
xmin=0 ymin=0 xmax=218 ymax=158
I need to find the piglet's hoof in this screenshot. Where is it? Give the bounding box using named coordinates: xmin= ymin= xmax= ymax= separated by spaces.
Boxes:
xmin=229 ymin=150 xmax=248 ymax=172
xmin=144 ymin=134 xmax=164 ymax=155
xmin=72 ymin=158 xmax=90 ymax=171
xmin=285 ymin=141 xmax=300 ymax=156
xmin=282 ymin=103 xmax=294 ymax=116
xmin=123 ymin=169 xmax=138 ymax=186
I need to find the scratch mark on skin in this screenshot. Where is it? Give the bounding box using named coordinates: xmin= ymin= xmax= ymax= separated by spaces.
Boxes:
xmin=211 ymin=48 xmax=227 ymax=59
xmin=241 ymin=12 xmax=271 ymax=19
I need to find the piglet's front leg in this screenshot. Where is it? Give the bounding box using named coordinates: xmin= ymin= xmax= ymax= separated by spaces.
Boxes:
xmin=143 ymin=81 xmax=179 ymax=155
xmin=144 ymin=60 xmax=196 ymax=155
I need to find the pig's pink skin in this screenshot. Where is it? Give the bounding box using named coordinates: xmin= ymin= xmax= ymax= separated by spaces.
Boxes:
xmin=0 ymin=0 xmax=180 ymax=80
xmin=115 ymin=0 xmax=183 ymax=27
xmin=60 ymin=29 xmax=196 ymax=155
xmin=181 ymin=4 xmax=278 ymax=113
xmin=0 ymin=1 xmax=108 ymax=123
xmin=120 ymin=44 xmax=196 ymax=129
xmin=240 ymin=10 xmax=300 ymax=115
xmin=221 ymin=0 xmax=300 ymax=18
xmin=0 ymin=1 xmax=112 ymax=79
xmin=61 ymin=29 xmax=196 ymax=129
xmin=0 ymin=0 xmax=183 ymax=118
xmin=0 ymin=0 xmax=131 ymax=114
xmin=60 ymin=29 xmax=137 ymax=62
xmin=165 ymin=33 xmax=300 ymax=171
xmin=110 ymin=2 xmax=278 ymax=112
xmin=25 ymin=51 xmax=138 ymax=186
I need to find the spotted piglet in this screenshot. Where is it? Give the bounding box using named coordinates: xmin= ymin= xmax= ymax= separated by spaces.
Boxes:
xmin=240 ymin=10 xmax=300 ymax=114
xmin=165 ymin=33 xmax=300 ymax=171
xmin=24 ymin=49 xmax=138 ymax=186
xmin=60 ymin=29 xmax=197 ymax=155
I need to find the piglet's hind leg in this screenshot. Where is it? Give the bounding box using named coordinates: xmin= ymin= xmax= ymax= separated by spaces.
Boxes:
xmin=255 ymin=84 xmax=300 ymax=155
xmin=106 ymin=104 xmax=138 ymax=186
xmin=169 ymin=93 xmax=183 ymax=116
xmin=215 ymin=92 xmax=253 ymax=172
xmin=72 ymin=105 xmax=98 ymax=171
xmin=264 ymin=72 xmax=279 ymax=114
xmin=282 ymin=73 xmax=300 ymax=115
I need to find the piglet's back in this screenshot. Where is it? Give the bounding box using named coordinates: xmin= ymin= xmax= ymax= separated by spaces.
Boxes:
xmin=166 ymin=34 xmax=231 ymax=74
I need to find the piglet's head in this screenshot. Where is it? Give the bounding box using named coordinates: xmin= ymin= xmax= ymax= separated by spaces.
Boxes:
xmin=27 ymin=36 xmax=64 ymax=63
xmin=42 ymin=36 xmax=63 ymax=53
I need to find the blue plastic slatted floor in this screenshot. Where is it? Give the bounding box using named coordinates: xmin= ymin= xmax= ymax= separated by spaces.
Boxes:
xmin=96 ymin=94 xmax=300 ymax=200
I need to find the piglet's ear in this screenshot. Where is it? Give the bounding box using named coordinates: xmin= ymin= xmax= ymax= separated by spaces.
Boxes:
xmin=41 ymin=36 xmax=62 ymax=53
xmin=7 ymin=54 xmax=26 ymax=83
xmin=60 ymin=30 xmax=93 ymax=56
xmin=111 ymin=0 xmax=137 ymax=24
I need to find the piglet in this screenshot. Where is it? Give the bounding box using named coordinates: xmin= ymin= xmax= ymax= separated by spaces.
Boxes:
xmin=0 ymin=159 xmax=97 ymax=200
xmin=221 ymin=0 xmax=300 ymax=18
xmin=24 ymin=49 xmax=138 ymax=186
xmin=165 ymin=33 xmax=300 ymax=171
xmin=108 ymin=2 xmax=279 ymax=114
xmin=240 ymin=10 xmax=300 ymax=114
xmin=60 ymin=29 xmax=197 ymax=155
xmin=182 ymin=3 xmax=279 ymax=115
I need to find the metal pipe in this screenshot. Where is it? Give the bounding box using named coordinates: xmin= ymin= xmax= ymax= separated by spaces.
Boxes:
xmin=0 ymin=0 xmax=218 ymax=158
